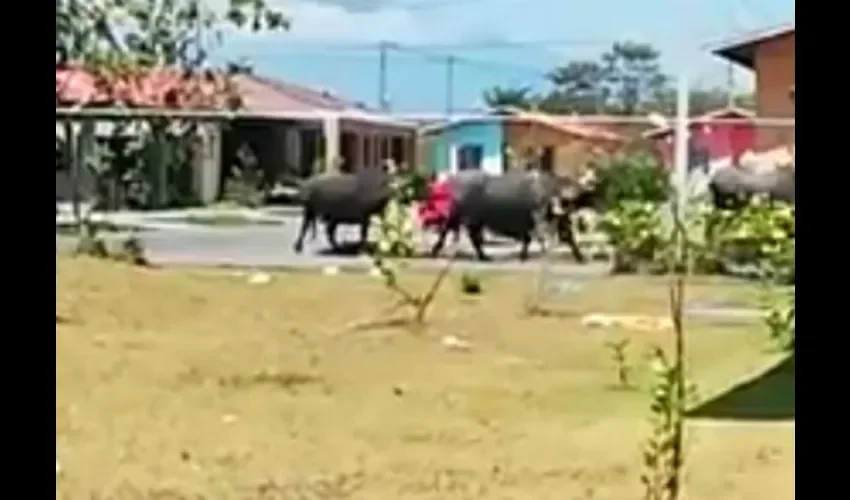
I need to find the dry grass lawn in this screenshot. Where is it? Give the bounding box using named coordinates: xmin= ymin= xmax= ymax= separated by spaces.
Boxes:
xmin=56 ymin=257 xmax=794 ymax=500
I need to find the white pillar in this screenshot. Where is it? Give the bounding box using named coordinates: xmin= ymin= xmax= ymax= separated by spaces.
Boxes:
xmin=322 ymin=114 xmax=340 ymax=172
xmin=672 ymin=73 xmax=690 ymax=217
xmin=193 ymin=123 xmax=222 ymax=204
xmin=284 ymin=126 xmax=301 ymax=173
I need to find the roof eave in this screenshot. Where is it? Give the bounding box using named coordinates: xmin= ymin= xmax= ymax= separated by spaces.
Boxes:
xmin=713 ymin=47 xmax=755 ymax=69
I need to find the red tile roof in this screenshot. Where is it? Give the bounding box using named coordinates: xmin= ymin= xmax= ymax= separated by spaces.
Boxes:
xmin=56 ymin=66 xmax=371 ymax=116
xmin=227 ymin=74 xmax=367 ymax=113
xmin=56 ymin=65 xmax=238 ymax=109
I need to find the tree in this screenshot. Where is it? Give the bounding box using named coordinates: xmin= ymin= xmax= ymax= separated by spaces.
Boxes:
xmin=543 ymin=60 xmax=609 ymax=114
xmin=56 ymin=0 xmax=289 ymax=71
xmin=482 ymin=85 xmax=536 ymax=110
xmin=56 ymin=0 xmax=292 ymax=209
xmin=601 ymin=41 xmax=667 ymax=115
xmin=483 ymin=40 xmax=756 ymax=117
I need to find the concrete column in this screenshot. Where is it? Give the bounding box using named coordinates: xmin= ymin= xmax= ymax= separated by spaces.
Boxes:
xmin=192 ymin=123 xmax=222 ymax=204
xmin=322 ymin=114 xmax=340 ymax=172
xmin=284 ymin=126 xmax=301 ymax=173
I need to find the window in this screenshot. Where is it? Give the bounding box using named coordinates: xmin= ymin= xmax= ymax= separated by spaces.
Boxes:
xmin=379 ymin=137 xmax=391 ymax=162
xmin=390 ymin=136 xmax=405 ymax=166
xmin=540 ymin=146 xmax=555 ymax=172
xmin=456 ymin=144 xmax=483 ymax=171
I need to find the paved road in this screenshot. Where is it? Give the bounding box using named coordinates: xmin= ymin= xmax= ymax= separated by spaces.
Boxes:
xmin=56 ymin=213 xmax=612 ymax=276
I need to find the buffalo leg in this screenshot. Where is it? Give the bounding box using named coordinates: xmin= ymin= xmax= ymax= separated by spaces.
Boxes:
xmin=519 ymin=232 xmax=532 ymax=261
xmin=293 ymin=209 xmax=316 ymax=253
xmin=467 ymin=224 xmax=490 ymax=261
xmin=358 ymin=217 xmax=371 ymax=253
xmin=558 ymin=213 xmax=586 ymax=264
xmin=325 ymin=221 xmax=341 ymax=253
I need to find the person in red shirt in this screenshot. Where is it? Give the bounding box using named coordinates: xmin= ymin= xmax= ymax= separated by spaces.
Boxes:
xmin=417 ymin=176 xmax=454 ymax=231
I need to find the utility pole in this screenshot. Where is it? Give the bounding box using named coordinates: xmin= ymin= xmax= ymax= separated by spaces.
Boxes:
xmin=725 ymin=61 xmax=735 ymax=107
xmin=378 ymin=41 xmax=390 ymax=111
xmin=445 ymin=55 xmax=456 ymax=117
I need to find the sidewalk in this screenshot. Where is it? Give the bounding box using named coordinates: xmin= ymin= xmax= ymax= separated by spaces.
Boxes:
xmin=56 ymin=204 xmax=291 ymax=230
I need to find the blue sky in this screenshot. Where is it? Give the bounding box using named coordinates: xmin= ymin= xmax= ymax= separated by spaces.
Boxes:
xmin=214 ymin=0 xmax=794 ymax=113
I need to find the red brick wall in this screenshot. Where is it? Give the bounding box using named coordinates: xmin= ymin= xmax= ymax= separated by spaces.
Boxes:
xmin=754 ymin=32 xmax=795 ymax=150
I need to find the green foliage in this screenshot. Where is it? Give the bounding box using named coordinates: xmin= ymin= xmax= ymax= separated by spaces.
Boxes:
xmin=641 ymin=347 xmax=687 ymax=500
xmin=598 ymin=195 xmax=795 ymax=281
xmin=222 ymin=166 xmax=266 ymax=208
xmin=604 ymin=338 xmax=633 ymax=389
xmin=114 ymin=235 xmax=150 ymax=266
xmin=374 ymin=175 xmax=416 ymax=260
xmin=366 ymin=172 xmax=452 ymax=327
xmin=598 ymin=201 xmax=668 ymax=273
xmin=395 ymin=169 xmax=430 ymax=206
xmin=594 ymin=153 xmax=671 ymax=209
xmin=705 ymin=198 xmax=795 ymax=284
xmin=72 ymin=210 xmax=149 ymax=267
xmin=75 ymin=217 xmax=110 ymax=259
xmin=762 ymin=286 xmax=795 ymax=351
xmin=459 ymin=272 xmax=483 ymax=296
xmin=57 ymin=0 xmax=289 ymax=69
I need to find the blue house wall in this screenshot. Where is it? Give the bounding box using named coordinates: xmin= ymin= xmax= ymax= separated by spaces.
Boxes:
xmin=425 ymin=119 xmax=504 ymax=178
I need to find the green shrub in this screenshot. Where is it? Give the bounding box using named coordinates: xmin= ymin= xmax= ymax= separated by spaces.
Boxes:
xmin=705 ymin=198 xmax=794 ymax=283
xmin=762 ymin=286 xmax=795 ymax=351
xmin=597 ymin=201 xmax=669 ymax=273
xmin=593 ymin=152 xmax=671 ymax=210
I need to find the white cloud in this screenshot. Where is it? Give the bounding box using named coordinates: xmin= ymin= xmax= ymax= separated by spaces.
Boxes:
xmin=284 ymin=1 xmax=428 ymax=43
xmin=221 ymin=0 xmax=508 ymax=47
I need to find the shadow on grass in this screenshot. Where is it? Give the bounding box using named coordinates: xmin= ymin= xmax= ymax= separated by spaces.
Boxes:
xmin=689 ymin=352 xmax=795 ymax=421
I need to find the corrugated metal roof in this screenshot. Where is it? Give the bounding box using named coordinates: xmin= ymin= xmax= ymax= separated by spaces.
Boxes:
xmin=422 ymin=110 xmax=625 ymax=142
xmin=643 ymin=107 xmax=755 ymax=139
xmin=709 ymin=23 xmax=794 ymax=68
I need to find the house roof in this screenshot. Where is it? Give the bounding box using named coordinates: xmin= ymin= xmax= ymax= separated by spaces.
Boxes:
xmin=56 ymin=67 xmax=415 ymax=128
xmin=55 ymin=65 xmax=239 ymax=110
xmin=643 ymin=106 xmax=755 ymax=139
xmin=229 ymin=73 xmax=367 ymax=113
xmin=709 ymin=23 xmax=795 ymax=69
xmin=515 ymin=111 xmax=624 ymax=142
xmin=422 ymin=109 xmax=624 ymax=143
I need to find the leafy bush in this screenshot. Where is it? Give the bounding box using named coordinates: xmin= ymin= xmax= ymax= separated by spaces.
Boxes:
xmin=705 ymin=198 xmax=795 ymax=283
xmin=762 ymin=286 xmax=795 ymax=351
xmin=222 ymin=165 xmax=266 ymax=208
xmin=597 ymin=201 xmax=669 ymax=273
xmin=593 ymin=152 xmax=671 ymax=210
xmin=598 ymin=195 xmax=794 ymax=280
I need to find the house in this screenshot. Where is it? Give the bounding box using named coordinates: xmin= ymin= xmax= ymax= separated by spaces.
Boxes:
xmin=644 ymin=107 xmax=756 ymax=167
xmin=711 ymin=23 xmax=795 ymax=151
xmin=420 ymin=111 xmax=624 ymax=180
xmin=56 ymin=67 xmax=418 ymax=206
xmin=224 ymin=74 xmax=417 ymax=195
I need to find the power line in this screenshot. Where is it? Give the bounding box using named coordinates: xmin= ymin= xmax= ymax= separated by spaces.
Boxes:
xmin=389 ymin=44 xmax=550 ymax=77
xmin=245 ymin=38 xmax=613 ymax=52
